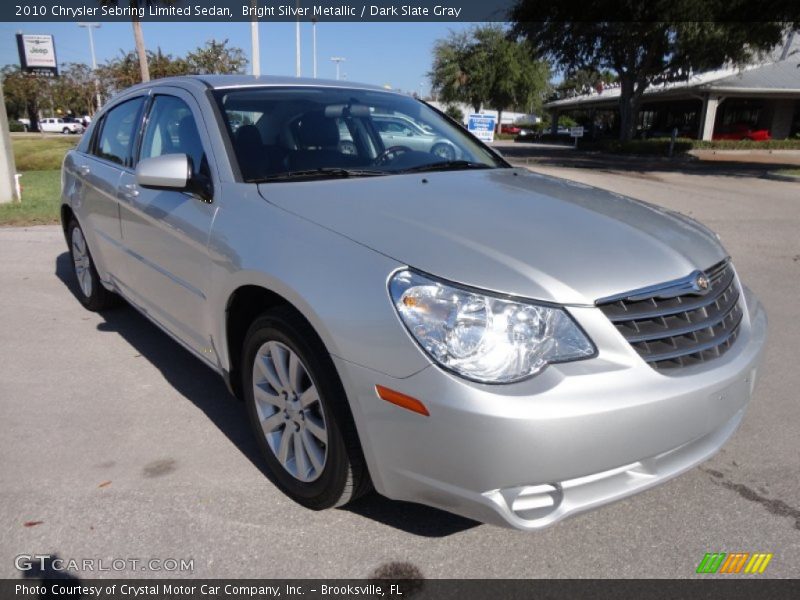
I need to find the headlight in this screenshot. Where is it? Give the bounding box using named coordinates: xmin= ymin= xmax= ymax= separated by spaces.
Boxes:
xmin=389 ymin=270 xmax=595 ymax=383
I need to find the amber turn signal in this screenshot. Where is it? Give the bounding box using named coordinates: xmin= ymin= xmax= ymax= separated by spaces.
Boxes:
xmin=375 ymin=385 xmax=430 ymax=416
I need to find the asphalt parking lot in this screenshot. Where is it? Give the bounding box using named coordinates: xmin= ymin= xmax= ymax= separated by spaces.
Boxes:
xmin=1 ymin=162 xmax=798 ymax=579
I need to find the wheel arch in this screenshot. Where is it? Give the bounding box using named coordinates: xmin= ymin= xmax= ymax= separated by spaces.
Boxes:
xmin=60 ymin=204 xmax=75 ymax=243
xmin=223 ymin=283 xmax=334 ymax=401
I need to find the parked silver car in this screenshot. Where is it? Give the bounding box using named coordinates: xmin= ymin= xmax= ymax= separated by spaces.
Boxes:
xmin=373 ymin=114 xmax=457 ymax=160
xmin=336 ymin=113 xmax=457 ymax=160
xmin=61 ymin=76 xmax=766 ymax=530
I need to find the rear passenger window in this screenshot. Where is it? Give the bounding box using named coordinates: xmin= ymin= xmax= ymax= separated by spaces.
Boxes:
xmin=93 ymin=97 xmax=145 ymax=167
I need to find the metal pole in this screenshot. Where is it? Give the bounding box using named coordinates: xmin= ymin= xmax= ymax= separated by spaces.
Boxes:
xmin=312 ymin=19 xmax=317 ymax=78
xmin=250 ymin=1 xmax=260 ymax=76
xmin=330 ymin=57 xmax=345 ymax=81
xmin=295 ymin=0 xmax=301 ymax=77
xmin=668 ymin=127 xmax=677 ymax=158
xmin=78 ymin=23 xmax=102 ymax=112
xmin=0 ymin=81 xmax=19 ymax=203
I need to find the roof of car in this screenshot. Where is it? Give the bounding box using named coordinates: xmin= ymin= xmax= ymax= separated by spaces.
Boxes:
xmin=122 ymin=74 xmax=387 ymax=94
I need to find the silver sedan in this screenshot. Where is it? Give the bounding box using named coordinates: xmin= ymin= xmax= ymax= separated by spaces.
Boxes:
xmin=60 ymin=76 xmax=766 ymax=530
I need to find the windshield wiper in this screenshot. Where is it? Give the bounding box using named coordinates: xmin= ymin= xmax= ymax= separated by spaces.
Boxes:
xmin=399 ymin=160 xmax=492 ymax=174
xmin=254 ymin=168 xmax=386 ymax=182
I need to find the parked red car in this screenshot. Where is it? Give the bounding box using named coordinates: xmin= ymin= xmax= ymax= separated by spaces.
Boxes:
xmin=713 ymin=123 xmax=771 ymax=141
xmin=500 ymin=124 xmax=522 ymax=135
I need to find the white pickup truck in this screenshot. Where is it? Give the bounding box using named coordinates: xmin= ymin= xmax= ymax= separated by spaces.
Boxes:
xmin=39 ymin=117 xmax=84 ymax=135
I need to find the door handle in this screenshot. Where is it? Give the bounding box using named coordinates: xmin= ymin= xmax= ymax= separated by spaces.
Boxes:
xmin=77 ymin=165 xmax=90 ymax=176
xmin=119 ymin=183 xmax=139 ymax=200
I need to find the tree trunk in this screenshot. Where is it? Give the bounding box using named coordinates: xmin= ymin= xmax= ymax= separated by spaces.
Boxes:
xmin=27 ymin=100 xmax=39 ymax=133
xmin=617 ymin=75 xmax=643 ymax=142
xmin=131 ymin=14 xmax=150 ymax=83
xmin=496 ymin=109 xmax=503 ymax=134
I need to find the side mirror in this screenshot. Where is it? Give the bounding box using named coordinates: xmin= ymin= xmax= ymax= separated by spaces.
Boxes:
xmin=135 ymin=154 xmax=190 ymax=190
xmin=135 ymin=154 xmax=213 ymax=202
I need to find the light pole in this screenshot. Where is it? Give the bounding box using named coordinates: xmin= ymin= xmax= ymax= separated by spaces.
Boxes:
xmin=250 ymin=0 xmax=260 ymax=77
xmin=311 ymin=18 xmax=317 ymax=78
xmin=295 ymin=0 xmax=301 ymax=77
xmin=78 ymin=22 xmax=102 ymax=113
xmin=330 ymin=56 xmax=346 ymax=81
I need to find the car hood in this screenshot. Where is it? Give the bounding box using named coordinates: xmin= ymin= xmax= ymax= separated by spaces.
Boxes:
xmin=258 ymin=168 xmax=726 ymax=305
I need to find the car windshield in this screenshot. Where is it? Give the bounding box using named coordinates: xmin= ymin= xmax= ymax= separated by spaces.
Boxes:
xmin=213 ymin=86 xmax=506 ymax=182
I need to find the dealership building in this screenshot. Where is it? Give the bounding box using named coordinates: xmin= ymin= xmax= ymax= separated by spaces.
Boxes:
xmin=545 ymin=58 xmax=800 ymax=140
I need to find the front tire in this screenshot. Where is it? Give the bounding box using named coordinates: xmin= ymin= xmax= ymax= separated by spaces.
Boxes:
xmin=431 ymin=142 xmax=456 ymax=161
xmin=242 ymin=307 xmax=371 ymax=509
xmin=67 ymin=219 xmax=118 ymax=311
xmin=62 ymin=127 xmax=70 ymax=135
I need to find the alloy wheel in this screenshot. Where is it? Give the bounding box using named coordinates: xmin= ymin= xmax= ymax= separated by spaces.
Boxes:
xmin=71 ymin=226 xmax=93 ymax=298
xmin=252 ymin=341 xmax=328 ymax=482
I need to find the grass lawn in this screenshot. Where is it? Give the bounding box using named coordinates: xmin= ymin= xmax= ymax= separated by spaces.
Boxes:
xmin=0 ymin=170 xmax=62 ymax=226
xmin=777 ymin=168 xmax=800 ymax=177
xmin=13 ymin=136 xmax=79 ymax=171
xmin=0 ymin=136 xmax=79 ymax=226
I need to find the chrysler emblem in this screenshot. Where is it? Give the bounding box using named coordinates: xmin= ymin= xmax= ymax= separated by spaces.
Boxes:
xmin=695 ymin=274 xmax=710 ymax=292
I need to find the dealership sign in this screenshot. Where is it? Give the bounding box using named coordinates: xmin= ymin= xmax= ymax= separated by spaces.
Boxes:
xmin=16 ymin=34 xmax=58 ymax=76
xmin=468 ymin=114 xmax=496 ymax=143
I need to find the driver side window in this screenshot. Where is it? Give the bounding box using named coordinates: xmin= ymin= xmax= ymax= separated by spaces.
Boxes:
xmin=140 ymin=95 xmax=209 ymax=179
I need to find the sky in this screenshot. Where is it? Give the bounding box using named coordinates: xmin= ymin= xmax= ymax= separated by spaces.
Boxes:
xmin=0 ymin=21 xmax=476 ymax=94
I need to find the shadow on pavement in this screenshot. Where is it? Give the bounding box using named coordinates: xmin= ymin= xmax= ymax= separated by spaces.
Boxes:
xmin=343 ymin=492 xmax=479 ymax=537
xmin=22 ymin=554 xmax=84 ymax=599
xmin=54 ymin=252 xmax=478 ymax=538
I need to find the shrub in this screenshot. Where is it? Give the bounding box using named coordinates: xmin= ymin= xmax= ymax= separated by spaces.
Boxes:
xmin=691 ymin=139 xmax=800 ymax=150
xmin=580 ymin=137 xmax=800 ymax=156
xmin=444 ymin=105 xmax=464 ymax=123
xmin=583 ymin=138 xmax=694 ymax=155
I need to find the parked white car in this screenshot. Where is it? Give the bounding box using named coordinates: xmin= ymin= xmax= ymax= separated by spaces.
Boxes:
xmin=39 ymin=117 xmax=84 ymax=135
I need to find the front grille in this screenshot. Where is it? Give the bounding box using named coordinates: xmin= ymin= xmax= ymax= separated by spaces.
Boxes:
xmin=596 ymin=260 xmax=743 ymax=370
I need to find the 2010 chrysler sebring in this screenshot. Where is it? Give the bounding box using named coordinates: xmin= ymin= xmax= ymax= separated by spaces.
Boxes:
xmin=61 ymin=76 xmax=767 ymax=530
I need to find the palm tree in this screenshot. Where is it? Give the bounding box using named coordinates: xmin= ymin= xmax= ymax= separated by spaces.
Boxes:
xmin=101 ymin=1 xmax=175 ymax=83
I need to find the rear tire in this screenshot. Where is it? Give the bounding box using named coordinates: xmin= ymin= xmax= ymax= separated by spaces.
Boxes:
xmin=67 ymin=219 xmax=119 ymax=311
xmin=242 ymin=307 xmax=371 ymax=509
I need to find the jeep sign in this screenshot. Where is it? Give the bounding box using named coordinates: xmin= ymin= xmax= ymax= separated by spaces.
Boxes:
xmin=16 ymin=34 xmax=58 ymax=76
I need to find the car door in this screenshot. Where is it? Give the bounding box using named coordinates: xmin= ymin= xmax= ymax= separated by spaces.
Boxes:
xmin=70 ymin=96 xmax=147 ymax=286
xmin=377 ymin=119 xmax=430 ymax=152
xmin=117 ymin=89 xmax=217 ymax=357
xmin=375 ymin=119 xmax=403 ymax=148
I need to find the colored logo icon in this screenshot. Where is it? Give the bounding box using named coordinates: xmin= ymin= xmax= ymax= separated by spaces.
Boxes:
xmin=696 ymin=552 xmax=773 ymax=574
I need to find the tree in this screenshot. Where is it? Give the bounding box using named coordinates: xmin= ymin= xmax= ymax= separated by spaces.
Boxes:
xmin=187 ymin=39 xmax=248 ymax=75
xmin=430 ymin=30 xmax=487 ymax=114
xmin=52 ymin=63 xmax=97 ymax=116
xmin=444 ymin=105 xmax=465 ymax=123
xmin=513 ymin=42 xmax=551 ymax=116
xmin=511 ymin=0 xmax=794 ymax=140
xmin=430 ymin=26 xmax=549 ymax=131
xmin=98 ymin=48 xmax=189 ymax=93
xmin=1 ymin=67 xmax=49 ymax=131
xmin=101 ymin=1 xmax=177 ymax=83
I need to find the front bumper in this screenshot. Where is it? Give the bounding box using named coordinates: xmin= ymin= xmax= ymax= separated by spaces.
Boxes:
xmin=335 ymin=286 xmax=767 ymax=530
